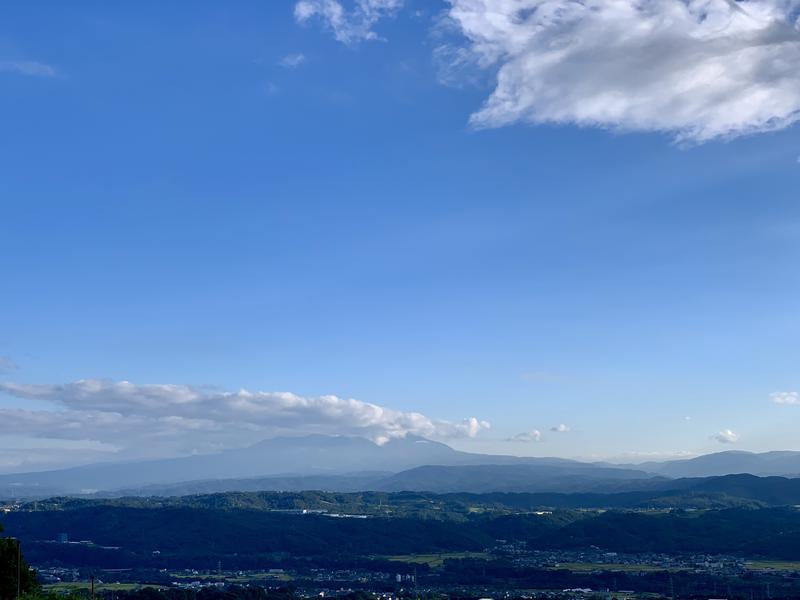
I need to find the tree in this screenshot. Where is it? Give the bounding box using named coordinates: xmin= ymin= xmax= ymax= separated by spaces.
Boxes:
xmin=0 ymin=523 xmax=38 ymax=600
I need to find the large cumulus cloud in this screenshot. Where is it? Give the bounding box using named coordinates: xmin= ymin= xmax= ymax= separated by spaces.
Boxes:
xmin=296 ymin=0 xmax=800 ymax=142
xmin=0 ymin=380 xmax=490 ymax=465
xmin=447 ymin=0 xmax=800 ymax=142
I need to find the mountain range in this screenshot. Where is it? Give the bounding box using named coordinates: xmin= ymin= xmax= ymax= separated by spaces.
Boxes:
xmin=2 ymin=435 xmax=800 ymax=499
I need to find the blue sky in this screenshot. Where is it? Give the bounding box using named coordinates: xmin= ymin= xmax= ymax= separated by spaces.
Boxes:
xmin=1 ymin=0 xmax=800 ymax=472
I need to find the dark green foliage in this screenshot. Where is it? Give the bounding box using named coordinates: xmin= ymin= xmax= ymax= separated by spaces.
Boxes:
xmin=0 ymin=523 xmax=39 ymax=600
xmin=19 ymin=473 xmax=800 ymax=516
xmin=541 ymin=507 xmax=800 ymax=556
xmin=16 ymin=588 xmax=298 ymax=600
xmin=100 ymin=587 xmax=299 ymax=600
xmin=2 ymin=507 xmax=493 ymax=561
xmin=4 ymin=493 xmax=800 ymax=570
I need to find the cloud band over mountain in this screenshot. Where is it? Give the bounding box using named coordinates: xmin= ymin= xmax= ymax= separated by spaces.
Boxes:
xmin=0 ymin=379 xmax=490 ymax=469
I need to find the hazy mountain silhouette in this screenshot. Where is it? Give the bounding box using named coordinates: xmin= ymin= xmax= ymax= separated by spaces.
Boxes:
xmin=0 ymin=435 xmax=606 ymax=497
xmin=632 ymin=450 xmax=800 ymax=478
xmin=3 ymin=437 xmax=800 ymax=499
xmin=374 ymin=463 xmax=656 ymax=493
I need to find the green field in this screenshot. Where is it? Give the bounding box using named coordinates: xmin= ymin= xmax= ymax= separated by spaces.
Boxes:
xmin=45 ymin=583 xmax=159 ymax=593
xmin=745 ymin=560 xmax=800 ymax=572
xmin=385 ymin=552 xmax=490 ymax=567
xmin=168 ymin=571 xmax=292 ymax=583
xmin=555 ymin=562 xmax=674 ymax=573
xmin=226 ymin=574 xmax=293 ymax=583
xmin=515 ymin=588 xmax=661 ymax=599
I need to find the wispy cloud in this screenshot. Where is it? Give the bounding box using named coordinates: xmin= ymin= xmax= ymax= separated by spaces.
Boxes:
xmin=0 ymin=437 xmax=118 ymax=473
xmin=712 ymin=429 xmax=739 ymax=444
xmin=294 ymin=0 xmax=403 ymax=43
xmin=0 ymin=356 xmax=17 ymax=373
xmin=550 ymin=424 xmax=570 ymax=433
xmin=506 ymin=429 xmax=542 ymax=443
xmin=0 ymin=60 xmax=56 ymax=78
xmin=279 ymin=53 xmax=307 ymax=68
xmin=263 ymin=81 xmax=280 ymax=96
xmin=771 ymin=391 xmax=800 ymax=405
xmin=0 ymin=379 xmax=490 ymax=460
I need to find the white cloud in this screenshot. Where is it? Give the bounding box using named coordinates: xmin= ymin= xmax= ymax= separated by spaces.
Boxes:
xmin=280 ymin=53 xmax=307 ymax=68
xmin=443 ymin=0 xmax=800 ymax=143
xmin=0 ymin=379 xmax=490 ymax=460
xmin=550 ymin=423 xmax=570 ymax=433
xmin=0 ymin=436 xmax=119 ymax=473
xmin=0 ymin=60 xmax=56 ymax=77
xmin=294 ymin=0 xmax=404 ymax=43
xmin=712 ymin=428 xmax=740 ymax=443
xmin=507 ymin=429 xmax=542 ymax=442
xmin=295 ymin=0 xmax=800 ymax=142
xmin=771 ymin=390 xmax=800 ymax=404
xmin=0 ymin=447 xmax=115 ymax=474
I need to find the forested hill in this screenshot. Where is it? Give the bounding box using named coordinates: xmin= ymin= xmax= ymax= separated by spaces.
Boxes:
xmin=4 ymin=438 xmax=800 ymax=499
xmin=3 ymin=478 xmax=800 ymax=571
xmin=12 ymin=473 xmax=800 ymax=513
xmin=2 ymin=505 xmax=800 ymax=566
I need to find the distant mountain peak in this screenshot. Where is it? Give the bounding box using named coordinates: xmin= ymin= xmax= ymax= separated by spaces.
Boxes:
xmin=638 ymin=449 xmax=800 ymax=478
xmin=3 ymin=434 xmax=800 ymax=498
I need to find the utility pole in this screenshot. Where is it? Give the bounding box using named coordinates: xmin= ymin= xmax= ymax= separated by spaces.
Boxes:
xmin=91 ymin=574 xmax=95 ymax=600
xmin=16 ymin=538 xmax=21 ymax=600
